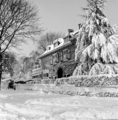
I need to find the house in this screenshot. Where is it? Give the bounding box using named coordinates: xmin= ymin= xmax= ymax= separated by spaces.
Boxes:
xmin=39 ymin=29 xmax=79 ymax=79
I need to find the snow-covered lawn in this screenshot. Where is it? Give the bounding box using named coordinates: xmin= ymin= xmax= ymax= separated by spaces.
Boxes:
xmin=1 ymin=90 xmax=118 ymax=120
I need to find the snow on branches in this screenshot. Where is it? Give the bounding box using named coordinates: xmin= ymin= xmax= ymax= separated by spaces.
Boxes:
xmin=74 ymin=0 xmax=118 ymax=76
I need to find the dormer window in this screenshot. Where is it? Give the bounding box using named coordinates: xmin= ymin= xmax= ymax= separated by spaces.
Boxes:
xmin=54 ymin=41 xmax=59 ymax=48
xmin=46 ymin=45 xmax=51 ymax=51
xmin=49 ymin=46 xmax=51 ymax=50
xmin=58 ymin=41 xmax=60 ymax=45
xmin=53 ymin=38 xmax=64 ymax=48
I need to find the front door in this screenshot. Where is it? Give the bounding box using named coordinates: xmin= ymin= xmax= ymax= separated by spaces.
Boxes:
xmin=57 ymin=68 xmax=63 ymax=78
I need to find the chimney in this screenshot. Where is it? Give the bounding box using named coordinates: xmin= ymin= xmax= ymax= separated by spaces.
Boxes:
xmin=78 ymin=23 xmax=82 ymax=29
xmin=68 ymin=29 xmax=74 ymax=34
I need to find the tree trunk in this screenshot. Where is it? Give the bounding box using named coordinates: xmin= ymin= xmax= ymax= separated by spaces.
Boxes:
xmin=0 ymin=48 xmax=2 ymax=91
xmin=0 ymin=69 xmax=2 ymax=91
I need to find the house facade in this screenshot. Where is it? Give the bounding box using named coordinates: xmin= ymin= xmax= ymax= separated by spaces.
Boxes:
xmin=39 ymin=29 xmax=78 ymax=79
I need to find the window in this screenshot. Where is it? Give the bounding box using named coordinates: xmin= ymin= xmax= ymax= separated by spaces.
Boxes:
xmin=54 ymin=40 xmax=60 ymax=48
xmin=66 ymin=48 xmax=71 ymax=59
xmin=63 ymin=48 xmax=71 ymax=61
xmin=50 ymin=56 xmax=53 ymax=65
xmin=56 ymin=53 xmax=59 ymax=63
xmin=54 ymin=42 xmax=58 ymax=48
xmin=54 ymin=42 xmax=56 ymax=48
xmin=44 ymin=73 xmax=48 ymax=77
xmin=53 ymin=53 xmax=59 ymax=64
xmin=39 ymin=73 xmax=42 ymax=78
xmin=60 ymin=51 xmax=63 ymax=62
xmin=53 ymin=54 xmax=56 ymax=64
xmin=63 ymin=49 xmax=68 ymax=61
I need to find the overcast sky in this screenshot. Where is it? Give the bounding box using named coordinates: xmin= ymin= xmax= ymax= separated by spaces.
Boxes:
xmin=19 ymin=0 xmax=118 ymax=56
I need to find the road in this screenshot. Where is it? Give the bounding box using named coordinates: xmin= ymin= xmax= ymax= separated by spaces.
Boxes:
xmin=1 ymin=90 xmax=118 ymax=120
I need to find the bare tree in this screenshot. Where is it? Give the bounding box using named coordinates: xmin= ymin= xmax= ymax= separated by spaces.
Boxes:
xmin=0 ymin=0 xmax=42 ymax=90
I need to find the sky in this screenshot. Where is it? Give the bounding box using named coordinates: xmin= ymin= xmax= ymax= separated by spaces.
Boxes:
xmin=18 ymin=0 xmax=118 ymax=56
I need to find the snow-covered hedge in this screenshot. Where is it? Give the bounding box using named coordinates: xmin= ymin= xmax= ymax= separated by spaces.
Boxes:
xmin=41 ymin=78 xmax=56 ymax=84
xmin=51 ymin=90 xmax=118 ymax=97
xmin=55 ymin=75 xmax=118 ymax=87
xmin=55 ymin=77 xmax=69 ymax=86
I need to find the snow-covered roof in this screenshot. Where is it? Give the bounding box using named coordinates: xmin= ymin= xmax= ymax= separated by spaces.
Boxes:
xmin=39 ymin=29 xmax=78 ymax=58
xmin=41 ymin=38 xmax=65 ymax=55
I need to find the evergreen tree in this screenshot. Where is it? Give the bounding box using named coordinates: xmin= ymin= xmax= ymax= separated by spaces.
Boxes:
xmin=73 ymin=0 xmax=118 ymax=76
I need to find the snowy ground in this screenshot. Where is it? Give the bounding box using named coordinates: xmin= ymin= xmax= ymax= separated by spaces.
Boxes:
xmin=1 ymin=90 xmax=118 ymax=120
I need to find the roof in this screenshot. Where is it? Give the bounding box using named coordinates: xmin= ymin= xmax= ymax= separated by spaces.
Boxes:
xmin=39 ymin=41 xmax=72 ymax=58
xmin=39 ymin=30 xmax=78 ymax=59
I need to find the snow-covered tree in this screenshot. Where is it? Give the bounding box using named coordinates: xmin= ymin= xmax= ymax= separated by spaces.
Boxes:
xmin=73 ymin=0 xmax=118 ymax=76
